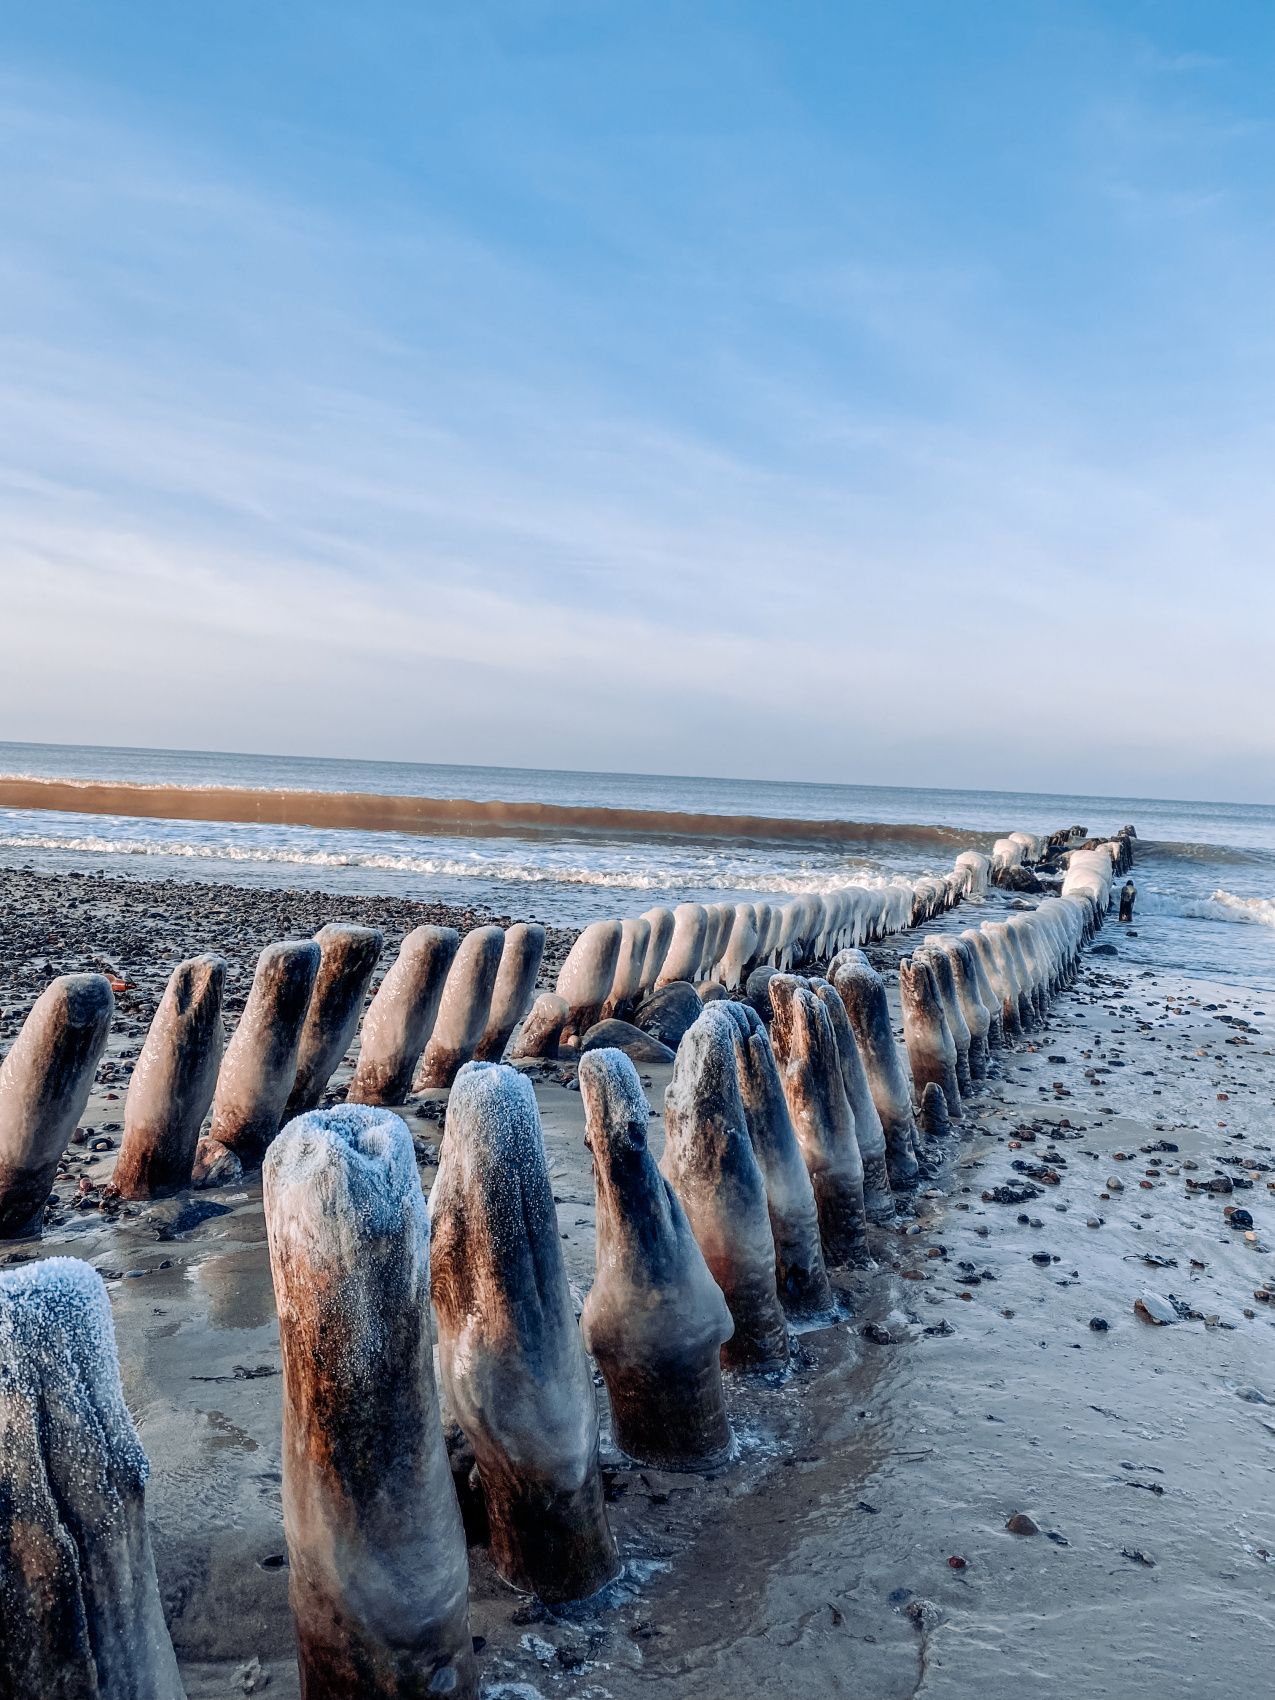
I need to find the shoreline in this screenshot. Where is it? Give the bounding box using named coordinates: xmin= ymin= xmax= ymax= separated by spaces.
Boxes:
xmin=3 ymin=867 xmax=1274 ymax=1695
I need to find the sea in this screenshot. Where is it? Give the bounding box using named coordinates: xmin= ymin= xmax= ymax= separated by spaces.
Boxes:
xmin=1 ymin=741 xmax=1272 ymax=994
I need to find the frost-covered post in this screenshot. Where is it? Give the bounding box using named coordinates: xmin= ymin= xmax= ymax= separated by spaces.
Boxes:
xmin=113 ymin=955 xmax=225 ymax=1199
xmin=768 ymin=976 xmax=869 ymax=1266
xmin=508 ymin=992 xmax=571 ymax=1062
xmin=0 ymin=1258 xmax=185 ymax=1698
xmin=347 ymin=925 xmax=459 ymax=1105
xmin=579 ymin=1049 xmax=734 ymax=1469
xmin=430 ymin=1063 xmax=619 ymax=1602
xmin=660 ymin=1006 xmax=789 ymax=1370
xmin=555 ymin=919 xmax=623 ymax=1043
xmin=474 ymin=923 xmax=546 ymax=1061
xmin=900 ymin=956 xmax=963 ymax=1121
xmin=263 ymin=1105 xmax=477 ymax=1699
xmin=827 ymin=950 xmax=922 ymax=1190
xmin=0 ymin=972 xmax=114 ymax=1238
xmin=809 ymin=978 xmax=895 ymax=1223
xmin=599 ymin=917 xmax=651 ymax=1022
xmin=286 ymin=923 xmax=384 ymax=1115
xmin=414 ymin=926 xmax=505 ymax=1089
xmin=719 ymin=1002 xmax=833 ymax=1319
xmin=208 ymin=939 xmax=321 ymax=1166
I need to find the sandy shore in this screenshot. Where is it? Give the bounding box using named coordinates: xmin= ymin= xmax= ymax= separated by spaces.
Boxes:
xmin=3 ymin=869 xmax=1274 ymax=1696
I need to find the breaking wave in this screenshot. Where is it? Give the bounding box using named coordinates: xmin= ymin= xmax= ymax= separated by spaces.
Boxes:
xmin=1138 ymin=888 xmax=1275 ymax=929
xmin=0 ymin=775 xmax=988 ymax=850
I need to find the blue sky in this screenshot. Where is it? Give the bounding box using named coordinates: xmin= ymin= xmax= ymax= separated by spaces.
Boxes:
xmin=1 ymin=2 xmax=1272 ymax=800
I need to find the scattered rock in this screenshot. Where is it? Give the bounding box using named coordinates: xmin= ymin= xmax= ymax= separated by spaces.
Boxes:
xmin=1006 ymin=1513 xmax=1039 ymax=1536
xmin=1134 ymin=1293 xmax=1178 ymax=1325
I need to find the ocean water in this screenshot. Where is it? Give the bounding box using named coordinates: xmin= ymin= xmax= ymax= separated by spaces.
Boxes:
xmin=1 ymin=741 xmax=1272 ymax=993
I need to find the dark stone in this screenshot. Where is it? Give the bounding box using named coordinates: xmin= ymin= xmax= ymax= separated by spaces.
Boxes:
xmin=579 ymin=1020 xmax=676 ymax=1065
xmin=632 ymin=982 xmax=703 ymax=1050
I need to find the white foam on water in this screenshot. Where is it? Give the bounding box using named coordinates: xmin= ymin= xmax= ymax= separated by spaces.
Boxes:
xmin=1137 ymin=888 xmax=1275 ymax=929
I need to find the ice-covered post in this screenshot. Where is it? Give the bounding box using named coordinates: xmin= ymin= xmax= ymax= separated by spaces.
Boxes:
xmin=208 ymin=939 xmax=321 ymax=1166
xmin=474 ymin=923 xmax=546 ymax=1061
xmin=0 ymin=1258 xmax=185 ymax=1698
xmin=555 ymin=919 xmax=623 ymax=1044
xmin=347 ymin=925 xmax=459 ymax=1105
xmin=263 ymin=1105 xmax=476 ymax=1699
xmin=809 ymin=978 xmax=895 ymax=1223
xmin=286 ymin=923 xmax=384 ymax=1115
xmin=430 ymin=1063 xmax=619 ymax=1602
xmin=660 ymin=1006 xmax=789 ymax=1369
xmin=113 ymin=955 xmax=225 ymax=1199
xmin=0 ymin=973 xmax=114 ymax=1238
xmin=720 ymin=1002 xmax=833 ymax=1319
xmin=768 ymin=976 xmax=869 ymax=1266
xmin=414 ymin=926 xmax=505 ymax=1089
xmin=899 ymin=956 xmax=963 ymax=1120
xmin=579 ymin=1049 xmax=734 ymax=1469
xmin=827 ymin=951 xmax=922 ymax=1190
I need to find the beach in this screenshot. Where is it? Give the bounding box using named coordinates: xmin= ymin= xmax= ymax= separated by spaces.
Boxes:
xmin=4 ymin=845 xmax=1274 ymax=1697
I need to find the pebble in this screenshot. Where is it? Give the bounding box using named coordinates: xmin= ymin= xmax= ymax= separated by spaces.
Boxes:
xmin=1005 ymin=1513 xmax=1039 ymax=1536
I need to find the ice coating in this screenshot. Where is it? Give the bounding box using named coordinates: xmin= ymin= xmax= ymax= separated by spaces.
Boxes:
xmin=954 ymin=849 xmax=991 ymax=898
xmin=430 ymin=1063 xmax=619 ymax=1602
xmin=900 ymin=955 xmax=962 ymax=1119
xmin=0 ymin=972 xmax=114 ymax=1238
xmin=809 ymin=978 xmax=895 ymax=1224
xmin=415 ymin=925 xmax=505 ymax=1089
xmin=475 ymin=923 xmax=547 ymax=1061
xmin=985 ymin=920 xmax=1036 ymax=1031
xmin=578 ymin=1049 xmax=734 ymax=1469
xmin=958 ymin=929 xmax=1005 ymax=1050
xmin=977 ymin=923 xmax=1025 ymax=1037
xmin=928 ymin=935 xmax=992 ymax=1077
xmin=262 ymin=1106 xmax=476 ymax=1698
xmin=637 ymin=906 xmax=675 ymax=992
xmin=113 ymin=954 xmax=226 ymax=1199
xmin=991 ymin=836 xmax=1024 ymax=874
xmin=768 ymin=976 xmax=869 ymax=1267
xmin=508 ymin=991 xmax=571 ymax=1061
xmin=827 ymin=951 xmax=922 ymax=1190
xmin=917 ymin=946 xmax=972 ymax=1095
xmin=286 ymin=922 xmax=384 ymax=1115
xmin=660 ymin=1005 xmax=789 ymax=1369
xmin=656 ymin=903 xmax=708 ymax=988
xmin=719 ymin=903 xmax=759 ymax=991
xmin=0 ymin=1257 xmax=185 ymax=1698
xmin=209 ymin=938 xmax=322 ymax=1166
xmin=555 ymin=919 xmax=623 ymax=1040
xmin=719 ymin=1002 xmax=834 ymax=1319
xmin=600 ymin=917 xmax=651 ymax=1022
xmin=347 ymin=924 xmax=460 ymax=1104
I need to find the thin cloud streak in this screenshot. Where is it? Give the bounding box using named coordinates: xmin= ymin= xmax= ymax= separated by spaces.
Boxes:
xmin=0 ymin=14 xmax=1272 ymax=801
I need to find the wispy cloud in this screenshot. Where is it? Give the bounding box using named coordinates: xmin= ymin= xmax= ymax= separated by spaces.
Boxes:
xmin=0 ymin=10 xmax=1273 ymax=800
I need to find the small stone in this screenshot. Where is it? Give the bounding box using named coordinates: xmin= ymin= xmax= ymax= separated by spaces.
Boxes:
xmin=1006 ymin=1513 xmax=1039 ymax=1536
xmin=1089 ymin=1316 xmax=1110 ymax=1331
xmin=1134 ymin=1293 xmax=1178 ymax=1325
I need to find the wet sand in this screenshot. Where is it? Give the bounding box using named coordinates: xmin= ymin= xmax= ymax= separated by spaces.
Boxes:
xmin=3 ymin=869 xmax=1274 ymax=1696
